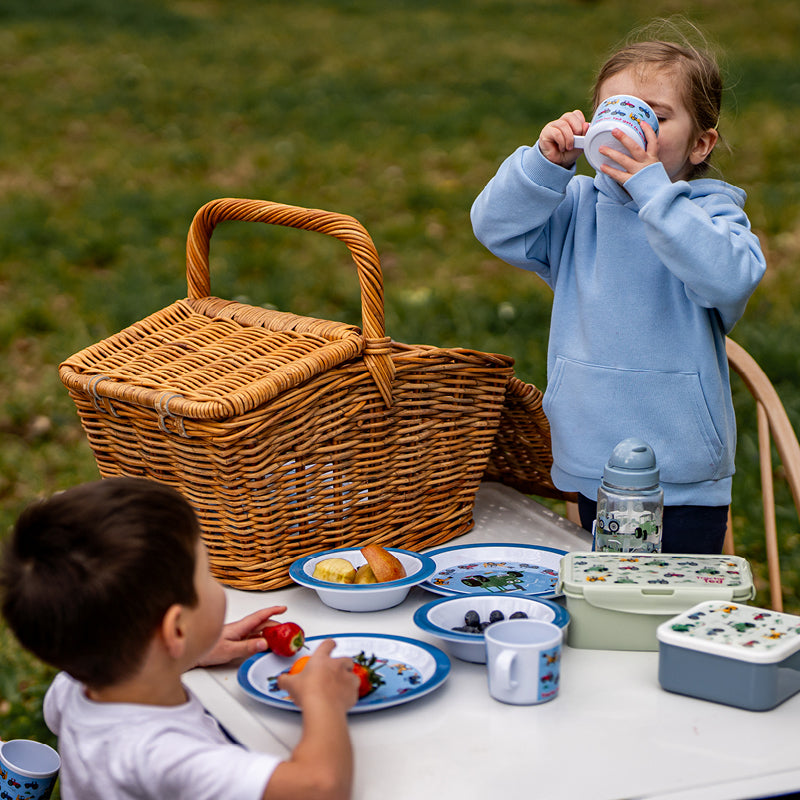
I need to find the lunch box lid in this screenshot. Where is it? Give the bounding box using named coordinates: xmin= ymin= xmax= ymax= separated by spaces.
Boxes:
xmin=657 ymin=601 xmax=800 ymax=664
xmin=557 ymin=553 xmax=755 ymax=615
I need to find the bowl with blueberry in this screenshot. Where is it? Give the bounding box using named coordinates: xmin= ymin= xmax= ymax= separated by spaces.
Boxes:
xmin=413 ymin=593 xmax=570 ymax=663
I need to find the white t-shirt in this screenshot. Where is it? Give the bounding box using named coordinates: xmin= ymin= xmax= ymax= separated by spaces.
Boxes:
xmin=44 ymin=672 xmax=280 ymax=800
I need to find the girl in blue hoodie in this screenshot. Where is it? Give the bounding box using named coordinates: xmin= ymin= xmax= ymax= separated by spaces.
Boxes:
xmin=471 ymin=27 xmax=766 ymax=553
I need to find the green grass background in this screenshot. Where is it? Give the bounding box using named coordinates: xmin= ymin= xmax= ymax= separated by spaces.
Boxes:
xmin=1 ymin=0 xmax=799 ymax=773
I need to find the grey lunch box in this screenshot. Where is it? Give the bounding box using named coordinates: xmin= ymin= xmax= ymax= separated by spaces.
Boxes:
xmin=657 ymin=600 xmax=800 ymax=711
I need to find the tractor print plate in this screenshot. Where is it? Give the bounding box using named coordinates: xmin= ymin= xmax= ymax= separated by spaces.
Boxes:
xmin=237 ymin=634 xmax=450 ymax=714
xmin=421 ymin=544 xmax=567 ymax=599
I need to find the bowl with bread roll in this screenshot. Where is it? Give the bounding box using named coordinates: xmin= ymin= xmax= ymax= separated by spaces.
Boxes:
xmin=289 ymin=544 xmax=436 ymax=611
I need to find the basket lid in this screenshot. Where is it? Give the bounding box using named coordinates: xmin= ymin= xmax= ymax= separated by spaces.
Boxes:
xmin=59 ymin=299 xmax=370 ymax=421
xmin=557 ymin=552 xmax=756 ymax=614
xmin=657 ymin=601 xmax=800 ymax=664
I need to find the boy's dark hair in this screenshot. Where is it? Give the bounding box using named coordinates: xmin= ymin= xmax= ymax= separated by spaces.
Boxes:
xmin=0 ymin=477 xmax=200 ymax=689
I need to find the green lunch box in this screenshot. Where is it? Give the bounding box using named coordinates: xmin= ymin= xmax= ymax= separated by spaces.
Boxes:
xmin=557 ymin=552 xmax=756 ymax=651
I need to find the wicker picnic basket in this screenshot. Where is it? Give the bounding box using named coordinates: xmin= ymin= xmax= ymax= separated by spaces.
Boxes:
xmin=59 ymin=198 xmax=522 ymax=590
xmin=484 ymin=376 xmax=571 ymax=501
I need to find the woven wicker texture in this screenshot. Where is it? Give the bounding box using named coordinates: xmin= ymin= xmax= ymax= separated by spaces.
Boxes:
xmin=484 ymin=376 xmax=573 ymax=501
xmin=60 ymin=198 xmax=523 ymax=590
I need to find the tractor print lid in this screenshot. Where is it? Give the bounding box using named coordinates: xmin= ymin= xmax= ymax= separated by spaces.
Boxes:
xmin=559 ymin=552 xmax=753 ymax=589
xmin=657 ymin=600 xmax=800 ymax=663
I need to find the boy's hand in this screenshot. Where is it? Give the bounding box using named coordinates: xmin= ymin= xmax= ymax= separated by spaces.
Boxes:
xmin=196 ymin=605 xmax=287 ymax=667
xmin=277 ymin=639 xmax=359 ymax=713
xmin=599 ymin=122 xmax=659 ymax=184
xmin=538 ymin=110 xmax=589 ymax=168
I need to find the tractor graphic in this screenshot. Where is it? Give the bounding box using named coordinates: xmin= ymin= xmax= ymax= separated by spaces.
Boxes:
xmin=460 ymin=570 xmax=525 ymax=593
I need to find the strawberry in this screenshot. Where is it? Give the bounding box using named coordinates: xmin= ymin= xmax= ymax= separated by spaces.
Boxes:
xmin=351 ymin=651 xmax=384 ymax=698
xmin=263 ymin=621 xmax=305 ymax=657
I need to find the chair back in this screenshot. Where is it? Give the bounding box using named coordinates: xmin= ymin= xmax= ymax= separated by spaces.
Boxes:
xmin=723 ymin=337 xmax=800 ymax=611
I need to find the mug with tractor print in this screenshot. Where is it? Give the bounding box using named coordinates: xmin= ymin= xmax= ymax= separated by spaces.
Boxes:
xmin=0 ymin=739 xmax=60 ymax=800
xmin=485 ymin=619 xmax=562 ymax=705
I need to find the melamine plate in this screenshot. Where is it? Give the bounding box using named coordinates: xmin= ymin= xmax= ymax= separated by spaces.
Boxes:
xmin=237 ymin=633 xmax=450 ymax=713
xmin=422 ymin=543 xmax=567 ymax=598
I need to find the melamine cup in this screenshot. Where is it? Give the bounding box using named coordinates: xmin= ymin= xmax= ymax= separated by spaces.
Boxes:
xmin=485 ymin=619 xmax=562 ymax=705
xmin=573 ymin=94 xmax=659 ymax=171
xmin=0 ymin=739 xmax=60 ymax=800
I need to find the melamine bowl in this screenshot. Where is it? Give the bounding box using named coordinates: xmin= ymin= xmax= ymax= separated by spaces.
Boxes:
xmin=413 ymin=593 xmax=570 ymax=663
xmin=289 ymin=547 xmax=436 ymax=612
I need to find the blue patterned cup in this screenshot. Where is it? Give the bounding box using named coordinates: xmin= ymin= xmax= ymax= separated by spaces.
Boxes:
xmin=0 ymin=739 xmax=60 ymax=800
xmin=574 ymin=94 xmax=659 ymax=171
xmin=485 ymin=619 xmax=562 ymax=705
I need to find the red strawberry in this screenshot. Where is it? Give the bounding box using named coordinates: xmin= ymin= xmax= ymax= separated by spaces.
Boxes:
xmin=352 ymin=651 xmax=384 ymax=698
xmin=263 ymin=621 xmax=305 ymax=657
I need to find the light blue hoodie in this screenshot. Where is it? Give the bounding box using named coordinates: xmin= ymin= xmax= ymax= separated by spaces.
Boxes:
xmin=471 ymin=144 xmax=766 ymax=505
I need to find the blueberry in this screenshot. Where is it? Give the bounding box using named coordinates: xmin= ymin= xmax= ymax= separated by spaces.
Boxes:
xmin=479 ymin=621 xmax=492 ymax=631
xmin=464 ymin=610 xmax=480 ymax=628
xmin=451 ymin=625 xmax=469 ymax=632
xmin=489 ymin=610 xmax=505 ymax=623
xmin=509 ymin=611 xmax=528 ymax=619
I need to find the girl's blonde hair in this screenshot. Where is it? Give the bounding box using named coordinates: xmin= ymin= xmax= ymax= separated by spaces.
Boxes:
xmin=592 ymin=19 xmax=723 ymax=179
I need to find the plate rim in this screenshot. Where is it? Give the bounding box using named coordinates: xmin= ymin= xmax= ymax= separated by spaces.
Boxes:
xmin=289 ymin=547 xmax=437 ymax=591
xmin=237 ymin=632 xmax=451 ymax=714
xmin=421 ymin=542 xmax=567 ymax=598
xmin=413 ymin=594 xmax=570 ymax=644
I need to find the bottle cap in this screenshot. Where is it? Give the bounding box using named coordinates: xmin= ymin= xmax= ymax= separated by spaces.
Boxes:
xmin=602 ymin=437 xmax=660 ymax=490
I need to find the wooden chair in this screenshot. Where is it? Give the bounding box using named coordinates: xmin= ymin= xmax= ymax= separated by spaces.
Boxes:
xmin=723 ymin=337 xmax=800 ymax=612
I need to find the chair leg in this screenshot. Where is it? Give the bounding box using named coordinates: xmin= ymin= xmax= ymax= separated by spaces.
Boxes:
xmin=565 ymin=500 xmax=581 ymax=527
xmin=758 ymin=403 xmax=783 ymax=612
xmin=722 ymin=508 xmax=735 ymax=556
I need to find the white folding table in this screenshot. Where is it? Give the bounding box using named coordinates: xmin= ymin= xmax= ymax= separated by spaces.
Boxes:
xmin=185 ymin=482 xmax=800 ymax=800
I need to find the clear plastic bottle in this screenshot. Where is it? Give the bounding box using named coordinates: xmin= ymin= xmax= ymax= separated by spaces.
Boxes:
xmin=594 ymin=438 xmax=663 ymax=553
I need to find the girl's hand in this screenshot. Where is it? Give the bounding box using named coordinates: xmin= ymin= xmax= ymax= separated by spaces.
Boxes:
xmin=196 ymin=605 xmax=288 ymax=667
xmin=538 ymin=110 xmax=589 ymax=168
xmin=599 ymin=122 xmax=659 ymax=184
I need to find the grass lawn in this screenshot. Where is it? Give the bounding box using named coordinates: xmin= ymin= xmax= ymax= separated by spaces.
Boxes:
xmin=1 ymin=0 xmax=799 ymax=777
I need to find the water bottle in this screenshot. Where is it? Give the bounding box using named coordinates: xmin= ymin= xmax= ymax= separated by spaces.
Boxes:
xmin=594 ymin=437 xmax=663 ymax=553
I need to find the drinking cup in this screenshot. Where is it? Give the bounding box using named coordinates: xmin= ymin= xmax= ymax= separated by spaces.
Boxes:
xmin=485 ymin=619 xmax=562 ymax=705
xmin=573 ymin=94 xmax=659 ymax=171
xmin=0 ymin=739 xmax=61 ymax=800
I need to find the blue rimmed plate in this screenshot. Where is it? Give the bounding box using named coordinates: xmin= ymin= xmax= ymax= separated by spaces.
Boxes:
xmin=237 ymin=634 xmax=451 ymax=713
xmin=421 ymin=543 xmax=567 ymax=599
xmin=289 ymin=547 xmax=436 ymax=611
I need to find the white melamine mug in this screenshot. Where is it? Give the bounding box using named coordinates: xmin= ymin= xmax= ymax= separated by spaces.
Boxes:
xmin=485 ymin=619 xmax=563 ymax=705
xmin=0 ymin=739 xmax=61 ymax=800
xmin=574 ymin=94 xmax=659 ymax=171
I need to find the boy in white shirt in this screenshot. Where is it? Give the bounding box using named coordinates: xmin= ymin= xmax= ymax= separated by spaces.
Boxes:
xmin=1 ymin=477 xmax=359 ymax=800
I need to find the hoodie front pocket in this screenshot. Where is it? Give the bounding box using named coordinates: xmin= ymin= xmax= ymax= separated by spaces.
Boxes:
xmin=543 ymin=357 xmax=726 ymax=485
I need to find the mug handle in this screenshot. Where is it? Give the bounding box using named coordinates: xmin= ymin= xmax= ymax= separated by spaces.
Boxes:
xmin=495 ymin=650 xmax=518 ymax=691
xmin=573 ymin=135 xmax=585 ymax=150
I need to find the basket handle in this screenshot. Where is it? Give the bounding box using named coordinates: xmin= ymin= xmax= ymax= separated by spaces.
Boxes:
xmin=185 ymin=198 xmax=395 ymax=407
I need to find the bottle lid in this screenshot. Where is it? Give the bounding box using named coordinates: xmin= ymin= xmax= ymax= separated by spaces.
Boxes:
xmin=602 ymin=437 xmax=659 ymax=490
